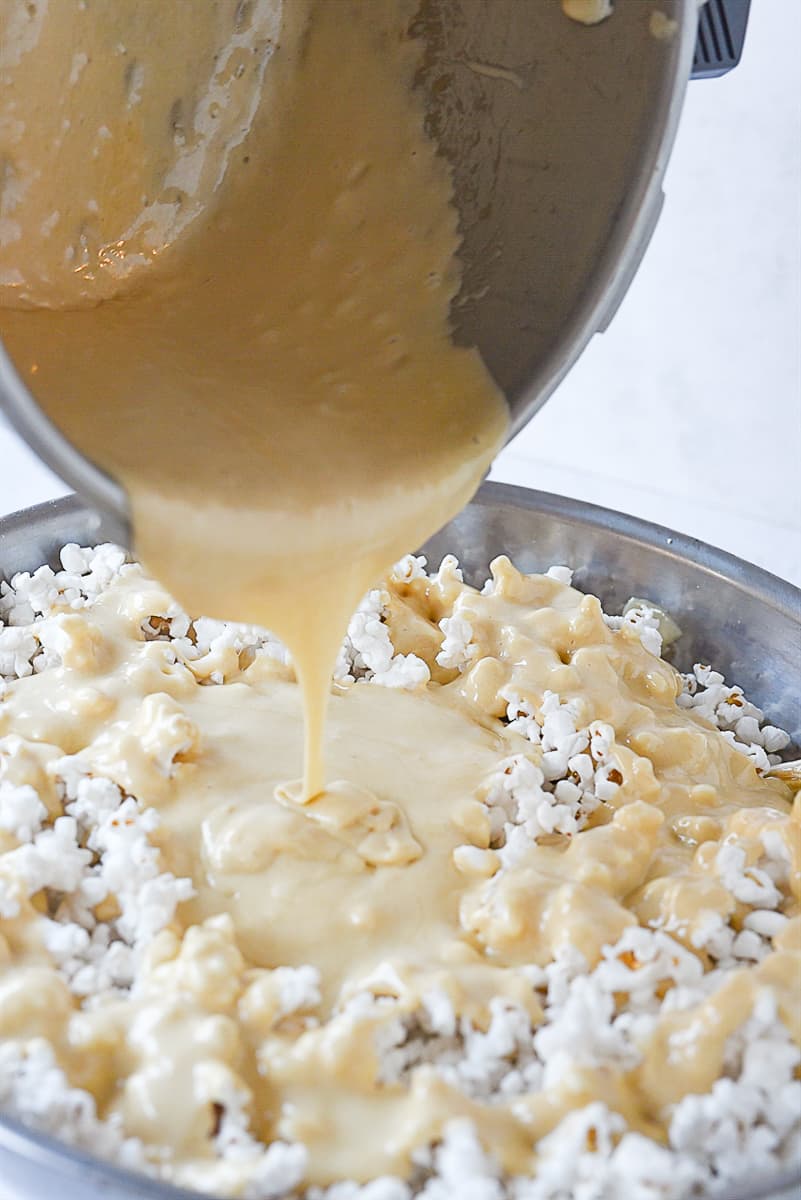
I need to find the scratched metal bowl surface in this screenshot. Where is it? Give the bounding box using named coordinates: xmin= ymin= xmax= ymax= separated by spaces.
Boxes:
xmin=0 ymin=484 xmax=799 ymax=1200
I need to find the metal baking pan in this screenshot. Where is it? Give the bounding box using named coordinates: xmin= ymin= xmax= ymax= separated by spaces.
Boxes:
xmin=0 ymin=482 xmax=799 ymax=1200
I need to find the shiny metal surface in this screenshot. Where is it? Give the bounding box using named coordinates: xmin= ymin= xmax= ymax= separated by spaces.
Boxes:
xmin=0 ymin=0 xmax=696 ymax=542
xmin=416 ymin=0 xmax=696 ymax=435
xmin=0 ymin=484 xmax=799 ymax=1200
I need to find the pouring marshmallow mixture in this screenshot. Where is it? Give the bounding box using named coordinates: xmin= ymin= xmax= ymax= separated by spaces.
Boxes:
xmin=0 ymin=0 xmax=507 ymax=800
xmin=0 ymin=1 xmax=799 ymax=1198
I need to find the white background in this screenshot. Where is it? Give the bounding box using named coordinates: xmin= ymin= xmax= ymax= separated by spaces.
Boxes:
xmin=2 ymin=1 xmax=800 ymax=584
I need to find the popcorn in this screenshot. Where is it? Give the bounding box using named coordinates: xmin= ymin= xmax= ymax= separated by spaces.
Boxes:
xmin=87 ymin=797 xmax=195 ymax=946
xmin=761 ymin=725 xmax=791 ymax=754
xmin=436 ymin=615 xmax=477 ymax=671
xmin=422 ymin=1120 xmax=502 ymax=1199
xmin=420 ymin=989 xmax=456 ymax=1039
xmin=63 ymin=771 xmax=125 ymax=829
xmin=715 ymin=844 xmax=782 ymax=909
xmin=513 ymin=1102 xmax=703 ymax=1199
xmin=604 ymin=602 xmax=666 ymax=657
xmin=273 ymin=964 xmax=322 ymax=1018
xmin=143 ymin=607 xmax=291 ymax=685
xmin=669 ymin=992 xmax=801 ymax=1186
xmin=4 ymin=816 xmax=91 ymax=894
xmin=502 ymin=690 xmax=542 ymax=744
xmin=742 ymin=909 xmax=789 ymax=939
xmin=132 ymin=694 xmax=200 ymax=776
xmin=0 ymin=626 xmax=40 ymax=680
xmin=0 ymin=543 xmax=797 ymax=1199
xmin=239 ymin=963 xmax=321 ymax=1032
xmin=0 ymin=746 xmax=196 ymax=998
xmin=0 ymin=879 xmax=21 ymax=919
xmin=390 ymin=555 xmax=428 ymax=584
xmin=310 ymin=1180 xmax=411 ymax=1200
xmin=40 ymin=919 xmax=136 ymax=995
xmin=677 ymin=664 xmax=790 ymax=771
xmin=477 ymin=699 xmax=619 ymax=850
xmin=0 ymin=1038 xmax=148 ymax=1168
xmin=0 ymin=545 xmax=132 ymax=630
xmin=0 ymin=781 xmax=47 ymax=843
xmin=335 ymin=588 xmax=430 ymax=689
xmin=185 ymin=1062 xmax=308 ymax=1194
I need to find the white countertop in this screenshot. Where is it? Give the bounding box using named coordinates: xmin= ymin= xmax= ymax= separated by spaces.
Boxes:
xmin=2 ymin=1 xmax=800 ymax=585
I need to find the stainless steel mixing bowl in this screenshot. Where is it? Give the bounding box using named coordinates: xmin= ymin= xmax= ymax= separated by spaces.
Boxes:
xmin=0 ymin=0 xmax=696 ymax=547
xmin=0 ymin=483 xmax=799 ymax=1200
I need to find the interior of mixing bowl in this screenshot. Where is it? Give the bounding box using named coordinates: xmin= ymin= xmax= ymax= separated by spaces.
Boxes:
xmin=416 ymin=0 xmax=696 ymax=429
xmin=0 ymin=484 xmax=798 ymax=1200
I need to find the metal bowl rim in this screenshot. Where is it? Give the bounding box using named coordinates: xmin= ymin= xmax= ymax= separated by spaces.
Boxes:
xmin=1 ymin=483 xmax=799 ymax=612
xmin=473 ymin=482 xmax=801 ymax=614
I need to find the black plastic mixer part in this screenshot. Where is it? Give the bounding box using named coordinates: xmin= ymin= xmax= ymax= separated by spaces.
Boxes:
xmin=692 ymin=0 xmax=751 ymax=79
